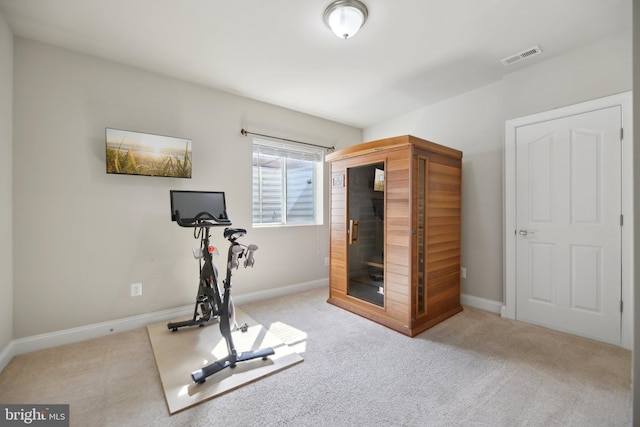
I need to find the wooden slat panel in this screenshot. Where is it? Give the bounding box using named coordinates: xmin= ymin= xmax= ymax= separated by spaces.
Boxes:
xmin=427 ymin=225 xmax=461 ymax=236
xmin=330 ymin=255 xmax=346 ymax=266
xmin=330 ymin=287 xmax=346 ymax=298
xmin=386 ymin=283 xmax=409 ymax=300
xmin=385 ymin=297 xmax=409 ymax=320
xmin=427 ymin=276 xmax=459 ymax=296
xmin=427 ymin=287 xmax=460 ymax=313
xmin=416 ymin=147 xmax=461 ymax=333
xmin=387 ymin=178 xmax=410 ymax=195
xmin=387 ymin=186 xmax=410 ymax=199
xmin=329 ymin=160 xmax=347 ymax=295
xmin=387 ymin=207 xmax=410 ymax=219
xmin=388 ymin=156 xmax=411 ymax=170
xmin=330 ymin=272 xmax=346 ymax=285
xmin=429 ymin=172 xmax=461 ymax=185
xmin=331 ymin=193 xmax=345 ymax=204
xmin=427 ymin=256 xmax=460 ymax=273
xmin=325 ymin=139 xmax=409 ymax=162
xmin=330 ymin=232 xmax=345 ymax=241
xmin=427 ymin=240 xmax=460 ymax=254
xmin=429 ymin=192 xmax=461 ymax=202
xmin=385 ymin=152 xmax=411 ymax=326
xmin=429 ymin=181 xmax=461 ymax=193
xmin=387 ymin=244 xmax=409 ymax=267
xmin=330 ymin=210 xmax=345 ymax=219
xmin=386 ymin=288 xmax=409 ymax=306
xmin=410 ymin=136 xmax=463 ymax=159
xmin=388 ymin=197 xmax=410 ymax=206
xmin=427 ymin=232 xmax=461 ymax=245
xmin=387 ymin=215 xmax=408 ymax=226
xmin=427 ymin=263 xmax=459 ymax=280
xmin=428 ymin=248 xmax=461 ymax=263
xmin=386 ymin=262 xmax=408 ymax=276
xmin=385 ymin=271 xmax=409 ymax=288
xmin=387 ymin=169 xmax=410 ymax=182
xmin=330 ymin=219 xmax=346 ymax=228
xmin=428 ymin=216 xmax=460 ymax=226
xmin=429 ymin=199 xmax=460 ymax=210
xmin=414 ymin=150 xmax=462 ymax=168
xmin=429 ymin=162 xmax=461 ymax=176
xmin=387 ymin=231 xmax=409 ymax=247
xmin=428 ymin=208 xmax=460 ymax=217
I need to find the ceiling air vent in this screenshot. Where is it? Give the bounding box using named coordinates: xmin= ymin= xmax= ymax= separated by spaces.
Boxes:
xmin=501 ymin=45 xmax=542 ymax=66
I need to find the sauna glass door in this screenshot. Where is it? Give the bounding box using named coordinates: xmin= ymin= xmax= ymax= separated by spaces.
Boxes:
xmin=347 ymin=162 xmax=385 ymax=307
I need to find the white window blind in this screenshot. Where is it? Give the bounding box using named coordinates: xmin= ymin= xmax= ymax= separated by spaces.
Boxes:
xmin=252 ymin=138 xmax=324 ymax=226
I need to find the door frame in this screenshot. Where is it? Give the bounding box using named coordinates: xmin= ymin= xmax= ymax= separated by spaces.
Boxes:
xmin=503 ymin=91 xmax=633 ymax=349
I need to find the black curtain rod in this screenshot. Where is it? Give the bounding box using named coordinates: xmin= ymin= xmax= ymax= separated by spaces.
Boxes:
xmin=241 ymin=128 xmax=335 ymax=151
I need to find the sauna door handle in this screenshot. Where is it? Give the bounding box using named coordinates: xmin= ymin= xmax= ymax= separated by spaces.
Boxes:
xmin=349 ymin=219 xmax=359 ymax=244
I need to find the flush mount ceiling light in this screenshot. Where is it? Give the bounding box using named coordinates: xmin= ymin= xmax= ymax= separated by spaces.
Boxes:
xmin=323 ymin=0 xmax=368 ymax=39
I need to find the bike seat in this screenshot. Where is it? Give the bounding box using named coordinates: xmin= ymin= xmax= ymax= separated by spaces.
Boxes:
xmin=224 ymin=227 xmax=246 ymax=239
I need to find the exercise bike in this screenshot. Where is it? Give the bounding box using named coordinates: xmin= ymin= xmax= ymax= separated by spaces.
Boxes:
xmin=168 ymin=190 xmax=275 ymax=384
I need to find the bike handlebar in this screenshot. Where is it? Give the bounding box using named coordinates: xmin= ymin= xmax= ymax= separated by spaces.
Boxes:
xmin=174 ymin=210 xmax=232 ymax=228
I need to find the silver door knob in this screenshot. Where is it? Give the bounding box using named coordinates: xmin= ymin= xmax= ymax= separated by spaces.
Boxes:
xmin=518 ymin=229 xmax=534 ymax=236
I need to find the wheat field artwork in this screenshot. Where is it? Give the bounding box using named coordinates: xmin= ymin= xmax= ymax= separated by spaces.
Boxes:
xmin=106 ymin=128 xmax=192 ymax=178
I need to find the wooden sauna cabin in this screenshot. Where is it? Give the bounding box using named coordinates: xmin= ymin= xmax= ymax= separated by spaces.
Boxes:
xmin=325 ymin=135 xmax=463 ymax=337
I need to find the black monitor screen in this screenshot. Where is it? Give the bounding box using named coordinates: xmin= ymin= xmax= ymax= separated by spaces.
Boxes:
xmin=170 ymin=190 xmax=230 ymax=224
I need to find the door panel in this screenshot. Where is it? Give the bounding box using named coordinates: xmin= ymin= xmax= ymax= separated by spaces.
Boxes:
xmin=515 ymin=106 xmax=621 ymax=343
xmin=570 ymin=245 xmax=601 ymax=312
xmin=571 ymin=131 xmax=601 ymax=223
xmin=528 ymin=136 xmax=553 ymax=223
xmin=529 ymin=242 xmax=554 ymax=304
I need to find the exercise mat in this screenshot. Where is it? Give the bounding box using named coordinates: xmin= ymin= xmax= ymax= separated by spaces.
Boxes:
xmin=147 ymin=307 xmax=304 ymax=414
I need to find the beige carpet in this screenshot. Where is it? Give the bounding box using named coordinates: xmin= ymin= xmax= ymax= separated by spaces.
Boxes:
xmin=148 ymin=307 xmax=303 ymax=414
xmin=0 ymin=287 xmax=632 ymax=426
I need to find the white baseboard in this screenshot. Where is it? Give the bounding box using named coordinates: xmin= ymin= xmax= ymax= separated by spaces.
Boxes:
xmin=461 ymin=293 xmax=503 ymax=314
xmin=500 ymin=305 xmax=515 ymax=319
xmin=0 ymin=279 xmax=328 ymax=372
xmin=12 ymin=305 xmax=194 ymax=356
xmin=0 ymin=340 xmax=16 ymax=373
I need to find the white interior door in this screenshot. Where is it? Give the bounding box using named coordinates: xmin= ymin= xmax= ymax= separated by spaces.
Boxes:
xmin=515 ymin=106 xmax=622 ymax=344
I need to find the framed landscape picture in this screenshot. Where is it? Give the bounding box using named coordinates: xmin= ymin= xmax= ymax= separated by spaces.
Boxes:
xmin=106 ymin=128 xmax=192 ymax=178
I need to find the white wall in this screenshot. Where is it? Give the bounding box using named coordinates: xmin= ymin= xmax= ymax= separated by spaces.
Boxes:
xmin=364 ymin=31 xmax=632 ymax=303
xmin=0 ymin=12 xmax=13 ymax=353
xmin=12 ymin=38 xmax=361 ymax=339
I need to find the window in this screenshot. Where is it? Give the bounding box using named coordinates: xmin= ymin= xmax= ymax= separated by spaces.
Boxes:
xmin=252 ymin=138 xmax=324 ymax=226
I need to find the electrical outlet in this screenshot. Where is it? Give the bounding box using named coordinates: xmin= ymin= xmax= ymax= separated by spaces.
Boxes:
xmin=130 ymin=282 xmax=142 ymax=297
xmin=461 ymin=267 xmax=467 ymax=279
xmin=325 ymin=257 xmax=330 ymax=266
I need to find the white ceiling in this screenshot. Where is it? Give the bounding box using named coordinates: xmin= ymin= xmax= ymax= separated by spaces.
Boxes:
xmin=0 ymin=0 xmax=631 ymax=128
